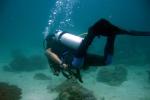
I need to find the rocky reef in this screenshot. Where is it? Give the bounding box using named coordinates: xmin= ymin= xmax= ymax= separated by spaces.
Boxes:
xmin=3 ymin=50 xmax=47 ymax=72
xmin=96 ymin=65 xmax=128 ymax=86
xmin=47 ymin=79 xmax=97 ymax=100
xmin=0 ymin=82 xmax=22 ymax=100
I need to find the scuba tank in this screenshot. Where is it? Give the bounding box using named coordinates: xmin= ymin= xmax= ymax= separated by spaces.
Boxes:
xmin=54 ymin=30 xmax=83 ymax=50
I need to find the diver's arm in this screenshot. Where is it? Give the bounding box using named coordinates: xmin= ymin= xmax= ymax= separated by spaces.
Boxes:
xmin=45 ymin=48 xmax=68 ymax=68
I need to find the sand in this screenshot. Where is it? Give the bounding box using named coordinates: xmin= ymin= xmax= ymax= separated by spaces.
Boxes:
xmin=0 ymin=60 xmax=150 ymax=100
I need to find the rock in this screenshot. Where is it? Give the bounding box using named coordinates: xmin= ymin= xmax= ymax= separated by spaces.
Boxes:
xmin=96 ymin=65 xmax=128 ymax=86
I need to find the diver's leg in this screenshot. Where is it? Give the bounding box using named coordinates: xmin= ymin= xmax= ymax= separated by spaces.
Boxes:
xmin=72 ymin=19 xmax=121 ymax=69
xmin=104 ymin=35 xmax=116 ymax=65
xmin=75 ymin=31 xmax=97 ymax=57
xmin=83 ymin=54 xmax=105 ymax=69
xmin=75 ymin=19 xmax=121 ymax=58
xmin=83 ymin=35 xmax=116 ymax=68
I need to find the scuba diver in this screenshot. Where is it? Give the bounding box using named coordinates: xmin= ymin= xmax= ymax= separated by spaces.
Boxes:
xmin=45 ymin=18 xmax=150 ymax=83
xmin=44 ymin=30 xmax=105 ymax=83
xmin=45 ymin=31 xmax=84 ymax=82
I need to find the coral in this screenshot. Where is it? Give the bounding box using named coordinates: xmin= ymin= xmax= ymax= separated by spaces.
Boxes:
xmin=33 ymin=73 xmax=51 ymax=80
xmin=96 ymin=65 xmax=128 ymax=86
xmin=0 ymin=82 xmax=22 ymax=100
xmin=48 ymin=79 xmax=97 ymax=100
xmin=3 ymin=50 xmax=47 ymax=72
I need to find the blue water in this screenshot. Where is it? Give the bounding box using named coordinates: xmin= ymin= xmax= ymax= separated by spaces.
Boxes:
xmin=0 ymin=0 xmax=150 ymax=100
xmin=0 ymin=0 xmax=150 ymax=64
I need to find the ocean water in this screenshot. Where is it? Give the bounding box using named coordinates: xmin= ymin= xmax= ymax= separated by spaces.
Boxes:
xmin=0 ymin=0 xmax=150 ymax=100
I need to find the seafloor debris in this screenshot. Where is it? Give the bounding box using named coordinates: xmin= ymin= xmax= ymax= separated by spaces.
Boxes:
xmin=0 ymin=82 xmax=22 ymax=100
xmin=96 ymin=64 xmax=128 ymax=86
xmin=48 ymin=79 xmax=97 ymax=100
xmin=3 ymin=50 xmax=47 ymax=72
xmin=33 ymin=73 xmax=51 ymax=80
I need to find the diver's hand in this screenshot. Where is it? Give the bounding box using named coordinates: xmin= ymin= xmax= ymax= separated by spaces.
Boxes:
xmin=53 ymin=71 xmax=60 ymax=76
xmin=71 ymin=57 xmax=84 ymax=69
xmin=60 ymin=63 xmax=68 ymax=69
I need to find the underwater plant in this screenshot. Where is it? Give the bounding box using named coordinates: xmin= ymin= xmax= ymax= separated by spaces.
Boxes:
xmin=96 ymin=64 xmax=128 ymax=86
xmin=48 ymin=79 xmax=97 ymax=100
xmin=3 ymin=50 xmax=47 ymax=72
xmin=0 ymin=82 xmax=22 ymax=100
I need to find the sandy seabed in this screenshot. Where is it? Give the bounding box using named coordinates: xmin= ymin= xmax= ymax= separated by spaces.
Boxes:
xmin=0 ymin=60 xmax=150 ymax=100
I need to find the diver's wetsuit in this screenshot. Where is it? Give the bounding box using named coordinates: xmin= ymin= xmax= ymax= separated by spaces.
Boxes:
xmin=75 ymin=18 xmax=150 ymax=66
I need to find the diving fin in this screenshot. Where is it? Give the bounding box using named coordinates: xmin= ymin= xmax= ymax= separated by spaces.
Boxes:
xmin=128 ymin=31 xmax=150 ymax=36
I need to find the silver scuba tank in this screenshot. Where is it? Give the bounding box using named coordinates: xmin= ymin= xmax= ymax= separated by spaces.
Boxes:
xmin=54 ymin=30 xmax=83 ymax=50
